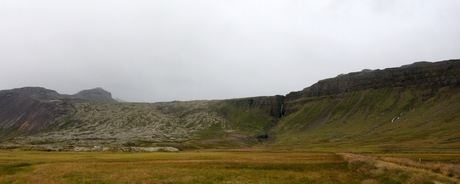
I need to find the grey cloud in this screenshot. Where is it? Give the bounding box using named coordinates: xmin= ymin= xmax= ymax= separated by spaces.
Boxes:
xmin=1 ymin=0 xmax=459 ymax=102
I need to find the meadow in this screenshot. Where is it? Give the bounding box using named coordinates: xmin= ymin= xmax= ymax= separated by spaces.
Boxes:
xmin=0 ymin=150 xmax=459 ymax=184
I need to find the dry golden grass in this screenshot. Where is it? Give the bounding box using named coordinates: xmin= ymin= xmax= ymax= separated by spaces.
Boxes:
xmin=339 ymin=153 xmax=460 ymax=184
xmin=1 ymin=151 xmax=460 ymax=183
xmin=379 ymin=155 xmax=460 ymax=179
xmin=0 ymin=151 xmax=355 ymax=183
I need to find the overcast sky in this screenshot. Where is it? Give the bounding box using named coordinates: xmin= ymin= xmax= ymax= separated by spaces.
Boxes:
xmin=1 ymin=0 xmax=459 ymax=102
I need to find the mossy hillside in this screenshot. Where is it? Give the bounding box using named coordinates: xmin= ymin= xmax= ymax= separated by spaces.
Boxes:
xmin=188 ymin=101 xmax=276 ymax=148
xmin=16 ymin=99 xmax=277 ymax=149
xmin=210 ymin=101 xmax=274 ymax=133
xmin=17 ymin=101 xmax=229 ymax=147
xmin=272 ymin=86 xmax=460 ymax=152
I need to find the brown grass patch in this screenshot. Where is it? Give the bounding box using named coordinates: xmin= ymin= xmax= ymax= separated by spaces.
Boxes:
xmin=339 ymin=153 xmax=460 ymax=184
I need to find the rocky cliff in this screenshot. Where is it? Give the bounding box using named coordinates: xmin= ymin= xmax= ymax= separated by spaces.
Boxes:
xmin=225 ymin=95 xmax=285 ymax=118
xmin=287 ymin=59 xmax=460 ymax=99
xmin=272 ymin=59 xmax=460 ymax=152
xmin=284 ymin=59 xmax=460 ymax=115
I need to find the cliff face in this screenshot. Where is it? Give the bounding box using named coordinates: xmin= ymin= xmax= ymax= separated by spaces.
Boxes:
xmin=287 ymin=60 xmax=460 ymax=99
xmin=284 ymin=59 xmax=460 ymax=115
xmin=272 ymin=59 xmax=460 ymax=151
xmin=0 ymin=87 xmax=74 ymax=138
xmin=225 ymin=95 xmax=285 ymax=118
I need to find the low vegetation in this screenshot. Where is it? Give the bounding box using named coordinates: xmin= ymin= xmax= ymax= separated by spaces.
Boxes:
xmin=0 ymin=150 xmax=459 ymax=183
xmin=10 ymin=100 xmax=276 ymax=150
xmin=339 ymin=153 xmax=459 ymax=183
xmin=272 ymin=86 xmax=460 ymax=152
xmin=1 ymin=60 xmax=460 ymax=183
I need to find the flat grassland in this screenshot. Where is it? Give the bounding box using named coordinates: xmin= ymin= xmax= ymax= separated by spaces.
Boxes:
xmin=0 ymin=150 xmax=459 ymax=184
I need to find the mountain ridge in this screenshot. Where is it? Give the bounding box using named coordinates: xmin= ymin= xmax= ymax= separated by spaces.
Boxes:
xmin=284 ymin=59 xmax=460 ymax=115
xmin=73 ymin=87 xmax=117 ymax=102
xmin=1 ymin=59 xmax=459 ymax=152
xmin=0 ymin=87 xmax=116 ymax=139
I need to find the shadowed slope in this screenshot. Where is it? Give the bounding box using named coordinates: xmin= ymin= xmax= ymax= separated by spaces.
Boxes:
xmin=0 ymin=87 xmax=74 ymax=138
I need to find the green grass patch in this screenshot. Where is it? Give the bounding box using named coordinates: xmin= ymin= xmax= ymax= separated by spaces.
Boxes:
xmin=271 ymin=87 xmax=460 ymax=152
xmin=0 ymin=162 xmax=33 ymax=175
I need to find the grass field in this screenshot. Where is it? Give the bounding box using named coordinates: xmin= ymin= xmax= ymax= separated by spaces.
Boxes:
xmin=0 ymin=150 xmax=459 ymax=183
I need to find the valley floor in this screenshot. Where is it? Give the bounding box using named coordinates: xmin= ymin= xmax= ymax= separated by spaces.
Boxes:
xmin=0 ymin=150 xmax=459 ymax=183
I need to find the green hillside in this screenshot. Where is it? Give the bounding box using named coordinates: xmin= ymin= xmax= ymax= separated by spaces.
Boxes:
xmin=271 ymin=86 xmax=460 ymax=152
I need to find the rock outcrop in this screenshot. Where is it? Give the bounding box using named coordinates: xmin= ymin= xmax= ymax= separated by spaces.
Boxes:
xmin=284 ymin=59 xmax=460 ymax=115
xmin=225 ymin=95 xmax=285 ymax=118
xmin=287 ymin=59 xmax=460 ymax=99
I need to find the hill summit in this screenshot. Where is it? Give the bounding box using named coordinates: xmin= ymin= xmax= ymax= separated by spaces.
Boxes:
xmin=0 ymin=87 xmax=116 ymax=139
xmin=74 ymin=87 xmax=116 ymax=102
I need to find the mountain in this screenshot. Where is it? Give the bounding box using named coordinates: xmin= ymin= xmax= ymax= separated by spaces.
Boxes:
xmin=0 ymin=59 xmax=459 ymax=152
xmin=0 ymin=87 xmax=74 ymax=138
xmin=0 ymin=87 xmax=116 ymax=140
xmin=73 ymin=87 xmax=117 ymax=102
xmin=274 ymin=59 xmax=460 ymax=152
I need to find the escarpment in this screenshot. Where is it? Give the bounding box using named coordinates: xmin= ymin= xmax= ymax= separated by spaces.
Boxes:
xmin=271 ymin=59 xmax=460 ymax=151
xmin=284 ymin=59 xmax=460 ymax=115
xmin=287 ymin=60 xmax=460 ymax=100
xmin=225 ymin=95 xmax=285 ymax=118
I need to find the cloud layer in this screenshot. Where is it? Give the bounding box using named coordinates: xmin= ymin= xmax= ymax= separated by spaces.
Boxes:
xmin=1 ymin=0 xmax=459 ymax=102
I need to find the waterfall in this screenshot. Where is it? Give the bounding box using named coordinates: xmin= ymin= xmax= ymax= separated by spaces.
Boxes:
xmin=279 ymin=103 xmax=284 ymax=118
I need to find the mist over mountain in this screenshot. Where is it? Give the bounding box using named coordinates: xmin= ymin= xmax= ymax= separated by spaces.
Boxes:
xmin=2 ymin=1 xmax=459 ymax=103
xmin=0 ymin=59 xmax=459 ymax=152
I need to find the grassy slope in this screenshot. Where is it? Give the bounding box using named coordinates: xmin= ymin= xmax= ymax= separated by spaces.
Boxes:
xmin=270 ymin=86 xmax=460 ymax=152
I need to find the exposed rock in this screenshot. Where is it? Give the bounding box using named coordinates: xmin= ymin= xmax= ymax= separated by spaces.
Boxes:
xmin=288 ymin=59 xmax=460 ymax=99
xmin=72 ymin=146 xmax=179 ymax=152
xmin=0 ymin=87 xmax=74 ymax=138
xmin=285 ymin=59 xmax=460 ymax=115
xmin=225 ymin=95 xmax=285 ymax=118
xmin=0 ymin=87 xmax=116 ymax=139
xmin=126 ymin=147 xmax=179 ymax=152
xmin=73 ymin=146 xmax=110 ymax=152
xmin=10 ymin=101 xmax=231 ymax=148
